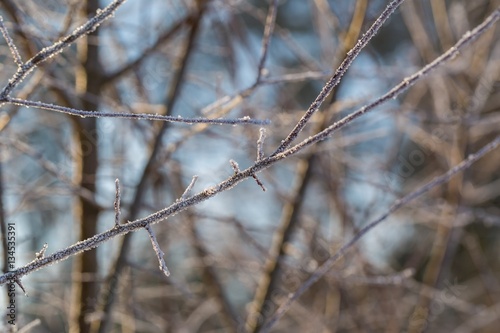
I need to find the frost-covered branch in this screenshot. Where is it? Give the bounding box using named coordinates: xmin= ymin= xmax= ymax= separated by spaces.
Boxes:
xmin=0 ymin=0 xmax=126 ymax=98
xmin=180 ymin=175 xmax=198 ymax=201
xmin=0 ymin=5 xmax=497 ymax=287
xmin=2 ymin=98 xmax=269 ymax=125
xmin=145 ymin=224 xmax=170 ymax=277
xmin=114 ymin=179 xmax=121 ymax=227
xmin=273 ymin=7 xmax=500 ymax=160
xmin=0 ymin=0 xmax=269 ymax=127
xmin=0 ymin=16 xmax=22 ymax=66
xmin=272 ymin=0 xmax=406 ymax=156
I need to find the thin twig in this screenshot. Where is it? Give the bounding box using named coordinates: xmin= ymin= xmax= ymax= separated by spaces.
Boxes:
xmin=230 ymin=159 xmax=241 ymax=173
xmin=260 ymin=71 xmax=331 ymax=84
xmin=0 ymin=4 xmax=497 ymax=300
xmin=114 ymin=179 xmax=121 ymax=227
xmin=252 ymin=174 xmax=266 ymax=192
xmin=145 ymin=224 xmax=170 ymax=277
xmin=0 ymin=16 xmax=22 ymax=66
xmin=255 ymin=0 xmax=279 ymax=83
xmin=35 ymin=243 xmax=48 ymax=260
xmin=103 ymin=13 xmax=193 ymax=84
xmin=180 ymin=175 xmax=199 ymax=201
xmin=3 ymin=97 xmax=270 ymax=126
xmin=200 ymin=0 xmax=276 ymax=117
xmin=15 ymin=277 xmax=26 ymax=295
xmin=257 ymin=128 xmax=266 ymax=161
xmin=200 ymin=71 xmax=332 ymax=117
xmin=95 ymin=6 xmax=210 ymax=332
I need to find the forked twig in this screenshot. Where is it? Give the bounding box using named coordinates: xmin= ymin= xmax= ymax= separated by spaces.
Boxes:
xmin=0 ymin=0 xmax=269 ymax=127
xmin=145 ymin=224 xmax=170 ymax=277
xmin=273 ymin=7 xmax=500 ymax=160
xmin=272 ymin=0 xmax=406 ymax=156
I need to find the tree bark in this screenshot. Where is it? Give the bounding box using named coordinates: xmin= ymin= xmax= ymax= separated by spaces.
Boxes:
xmin=70 ymin=1 xmax=102 ymax=332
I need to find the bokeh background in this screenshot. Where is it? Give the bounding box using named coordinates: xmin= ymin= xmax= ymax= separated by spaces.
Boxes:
xmin=0 ymin=0 xmax=499 ymax=332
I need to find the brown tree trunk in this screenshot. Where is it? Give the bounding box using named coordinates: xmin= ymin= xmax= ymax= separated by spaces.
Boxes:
xmin=70 ymin=1 xmax=102 ymax=332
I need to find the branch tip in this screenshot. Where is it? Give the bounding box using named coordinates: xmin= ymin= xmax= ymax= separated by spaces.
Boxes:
xmin=15 ymin=278 xmax=27 ymax=296
xmin=145 ymin=224 xmax=170 ymax=277
xmin=252 ymin=173 xmax=266 ymax=192
xmin=230 ymin=159 xmax=240 ymax=174
xmin=180 ymin=175 xmax=199 ymax=201
xmin=257 ymin=127 xmax=267 ymax=161
xmin=35 ymin=243 xmax=48 ymax=260
xmin=114 ymin=178 xmax=122 ymax=227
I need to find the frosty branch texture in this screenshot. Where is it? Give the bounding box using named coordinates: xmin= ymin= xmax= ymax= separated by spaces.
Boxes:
xmin=0 ymin=0 xmax=268 ymax=127
xmin=0 ymin=0 xmax=126 ymax=98
xmin=0 ymin=5 xmax=498 ymax=331
xmin=1 ymin=127 xmax=498 ymax=286
xmin=274 ymin=6 xmax=500 ymax=158
xmin=4 ymin=98 xmax=269 ymax=125
xmin=180 ymin=175 xmax=199 ymax=201
xmin=145 ymin=224 xmax=170 ymax=277
xmin=0 ymin=16 xmax=22 ymax=66
xmin=272 ymin=0 xmax=406 ymax=156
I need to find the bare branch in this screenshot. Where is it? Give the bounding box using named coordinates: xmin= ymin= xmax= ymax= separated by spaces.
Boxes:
xmin=145 ymin=224 xmax=170 ymax=277
xmin=0 ymin=0 xmax=126 ymax=98
xmin=272 ymin=0 xmax=406 ymax=156
xmin=103 ymin=13 xmax=193 ymax=84
xmin=200 ymin=71 xmax=331 ymax=117
xmin=255 ymin=0 xmax=279 ymax=83
xmin=180 ymin=175 xmax=199 ymax=201
xmin=274 ymin=7 xmax=500 ymax=160
xmin=252 ymin=174 xmax=266 ymax=192
xmin=114 ymin=179 xmax=121 ymax=227
xmin=0 ymin=16 xmax=22 ymax=66
xmin=0 ymin=8 xmax=497 ymax=287
xmin=230 ymin=159 xmax=240 ymax=173
xmin=257 ymin=128 xmax=266 ymax=161
xmin=15 ymin=277 xmax=26 ymax=295
xmin=3 ymin=97 xmax=270 ymax=126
